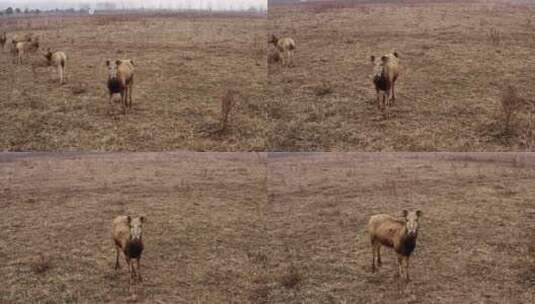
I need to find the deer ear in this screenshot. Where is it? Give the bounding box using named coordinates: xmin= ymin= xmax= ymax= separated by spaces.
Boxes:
xmin=393 ymin=51 xmax=399 ymax=58
xmin=402 ymin=210 xmax=408 ymax=218
xmin=116 ymin=60 xmax=122 ymax=66
xmin=370 ymin=55 xmax=375 ymax=62
xmin=106 ymin=60 xmax=110 ymax=66
xmin=126 ymin=215 xmax=132 ymax=224
xmin=416 ymin=210 xmax=422 ymax=218
xmin=381 ymin=55 xmax=389 ymax=63
xmin=139 ymin=216 xmax=145 ymax=223
xmin=129 ymin=60 xmax=135 ymax=66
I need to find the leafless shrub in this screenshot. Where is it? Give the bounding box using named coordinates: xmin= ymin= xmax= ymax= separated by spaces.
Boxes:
xmin=488 ymin=27 xmax=502 ymax=45
xmin=519 ymin=112 xmax=535 ymax=149
xmin=220 ymin=89 xmax=237 ymax=131
xmin=314 ymin=82 xmax=334 ymax=97
xmin=249 ymin=284 xmax=270 ymax=304
xmin=280 ymin=264 xmax=300 ymax=289
xmin=527 ymin=13 xmax=534 ymax=27
xmin=71 ymin=82 xmax=88 ymax=95
xmin=254 ymin=34 xmax=265 ymax=66
xmin=499 ymin=85 xmax=524 ymax=134
xmin=266 ymin=97 xmax=286 ymax=120
xmin=31 ymin=254 xmax=51 ymax=274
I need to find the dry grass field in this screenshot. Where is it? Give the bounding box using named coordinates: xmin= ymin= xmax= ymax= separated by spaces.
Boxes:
xmin=267 ymin=1 xmax=535 ymax=151
xmin=264 ymin=153 xmax=535 ymax=303
xmin=0 ymin=152 xmax=268 ymax=303
xmin=0 ymin=12 xmax=267 ymax=151
xmin=0 ymin=151 xmax=533 ymax=303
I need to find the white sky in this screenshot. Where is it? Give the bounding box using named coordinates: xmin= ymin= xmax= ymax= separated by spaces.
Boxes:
xmin=0 ymin=1 xmax=267 ymax=11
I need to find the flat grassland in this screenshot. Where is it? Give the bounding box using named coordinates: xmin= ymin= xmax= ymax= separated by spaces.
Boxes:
xmin=0 ymin=152 xmax=534 ymax=303
xmin=0 ymin=152 xmax=267 ymax=303
xmin=267 ymin=2 xmax=535 ymax=151
xmin=264 ymin=153 xmax=535 ymax=303
xmin=0 ymin=12 xmax=267 ymax=151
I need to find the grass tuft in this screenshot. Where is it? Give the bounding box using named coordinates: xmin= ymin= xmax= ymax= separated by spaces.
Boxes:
xmin=31 ymin=254 xmax=51 ymax=274
xmin=280 ymin=264 xmax=301 ymax=289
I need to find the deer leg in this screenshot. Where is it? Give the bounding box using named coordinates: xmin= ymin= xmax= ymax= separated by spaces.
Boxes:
xmin=288 ymin=50 xmax=293 ymax=67
xmin=58 ymin=67 xmax=63 ymax=85
xmin=126 ymin=257 xmax=133 ymax=287
xmin=129 ymin=82 xmax=133 ymax=109
xmin=288 ymin=50 xmax=292 ymax=67
xmin=377 ymin=246 xmax=382 ymax=267
xmin=405 ymin=257 xmax=410 ymax=281
xmin=115 ymin=247 xmax=120 ymax=270
xmin=371 ymin=247 xmax=376 ymax=273
xmin=284 ymin=50 xmax=291 ymax=67
xmin=137 ymin=258 xmax=142 ymax=282
xmin=125 ymin=88 xmax=130 ymax=114
xmin=396 ymin=255 xmax=403 ymax=278
xmin=376 ymin=91 xmax=381 ymax=110
xmin=120 ymin=90 xmax=126 ymax=115
xmin=109 ymin=94 xmax=114 ymax=114
xmin=391 ymin=81 xmax=396 ymax=105
xmin=371 ymin=238 xmax=377 ymax=272
xmin=287 ymin=50 xmax=291 ymax=67
xmin=385 ymin=88 xmax=391 ymax=108
xmin=125 ymin=85 xmax=130 ymax=109
xmin=131 ymin=259 xmax=137 ymax=283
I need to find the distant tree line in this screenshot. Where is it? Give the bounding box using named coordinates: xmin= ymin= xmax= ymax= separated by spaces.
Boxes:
xmin=0 ymin=6 xmax=96 ymax=17
xmin=0 ymin=1 xmax=265 ymax=16
xmin=0 ymin=7 xmax=42 ymax=16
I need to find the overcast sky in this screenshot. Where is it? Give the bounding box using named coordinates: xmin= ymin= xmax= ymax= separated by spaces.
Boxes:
xmin=0 ymin=0 xmax=267 ymax=11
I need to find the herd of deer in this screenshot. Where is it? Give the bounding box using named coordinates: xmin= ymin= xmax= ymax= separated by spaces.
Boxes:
xmin=1 ymin=31 xmax=135 ymax=114
xmin=269 ymin=33 xmax=401 ymax=113
xmin=1 ymin=30 xmax=418 ymax=290
xmin=1 ymin=31 xmax=67 ymax=84
xmin=1 ymin=30 xmax=399 ymax=115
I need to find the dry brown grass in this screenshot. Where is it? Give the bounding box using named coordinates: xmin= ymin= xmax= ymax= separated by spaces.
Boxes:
xmin=264 ymin=152 xmax=535 ymax=303
xmin=0 ymin=12 xmax=267 ymax=151
xmin=267 ymin=2 xmax=535 ymax=151
xmin=1 ymin=151 xmax=534 ymax=302
xmin=0 ymin=152 xmax=267 ymax=303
